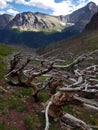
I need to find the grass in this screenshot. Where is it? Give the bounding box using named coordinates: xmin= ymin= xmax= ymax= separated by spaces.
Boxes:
xmin=64 ymin=105 xmax=73 ymax=114
xmin=13 ymin=88 xmax=33 ymax=98
xmin=0 ymin=44 xmax=14 ymax=79
xmin=0 ymin=62 xmax=6 ymax=79
xmin=23 ymin=114 xmax=40 ymax=130
xmin=38 ymin=30 xmax=98 ymax=59
xmin=0 ymin=44 xmax=14 ymax=56
xmin=0 ymin=121 xmax=18 ymax=130
xmin=39 ymin=90 xmax=49 ymax=103
xmin=75 ymin=107 xmax=98 ymax=126
xmin=23 ymin=115 xmax=34 ymax=130
xmin=8 ymin=96 xmax=26 ymax=112
xmin=0 ymin=103 xmax=6 ymax=114
xmin=0 ymin=96 xmax=8 ymax=115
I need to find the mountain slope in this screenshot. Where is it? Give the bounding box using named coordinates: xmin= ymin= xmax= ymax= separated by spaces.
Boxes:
xmin=64 ymin=2 xmax=98 ymax=32
xmin=38 ymin=31 xmax=98 ymax=58
xmin=0 ymin=28 xmax=78 ymax=48
xmin=7 ymin=12 xmax=64 ymax=32
xmin=0 ymin=14 xmax=13 ymax=29
xmin=85 ymin=11 xmax=98 ymax=30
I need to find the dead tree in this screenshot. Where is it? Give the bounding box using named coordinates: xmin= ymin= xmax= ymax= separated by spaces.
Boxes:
xmin=43 ymin=74 xmax=66 ymax=95
xmin=5 ymin=53 xmax=56 ymax=101
xmin=4 ymin=50 xmax=98 ymax=129
xmin=43 ymin=50 xmax=98 ymax=130
xmin=9 ymin=52 xmax=20 ymax=72
xmin=44 ymin=77 xmax=98 ymax=130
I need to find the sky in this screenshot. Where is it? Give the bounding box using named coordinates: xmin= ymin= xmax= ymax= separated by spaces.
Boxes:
xmin=0 ymin=0 xmax=98 ymax=16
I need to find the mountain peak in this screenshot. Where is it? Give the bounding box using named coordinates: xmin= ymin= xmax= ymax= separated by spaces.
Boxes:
xmin=87 ymin=1 xmax=97 ymax=10
xmin=87 ymin=1 xmax=96 ymax=5
xmin=22 ymin=11 xmax=33 ymax=14
xmin=35 ymin=12 xmax=46 ymax=15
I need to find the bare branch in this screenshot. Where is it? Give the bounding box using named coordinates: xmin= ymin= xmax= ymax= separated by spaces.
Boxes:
xmin=45 ymin=101 xmax=52 ymax=130
xmin=84 ymin=103 xmax=98 ymax=111
xmin=0 ymin=86 xmax=10 ymax=93
xmin=59 ymin=86 xmax=84 ymax=92
xmin=63 ymin=113 xmax=92 ymax=130
xmin=73 ymin=96 xmax=98 ymax=107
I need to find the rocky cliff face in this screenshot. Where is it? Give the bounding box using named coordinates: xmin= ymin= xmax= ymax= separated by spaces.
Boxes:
xmin=85 ymin=12 xmax=98 ymax=30
xmin=7 ymin=12 xmax=65 ymax=32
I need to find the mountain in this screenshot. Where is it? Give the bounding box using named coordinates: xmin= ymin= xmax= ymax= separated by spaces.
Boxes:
xmin=0 ymin=2 xmax=97 ymax=32
xmin=63 ymin=2 xmax=98 ymax=32
xmin=0 ymin=14 xmax=13 ymax=29
xmin=7 ymin=12 xmax=65 ymax=32
xmin=85 ymin=11 xmax=98 ymax=30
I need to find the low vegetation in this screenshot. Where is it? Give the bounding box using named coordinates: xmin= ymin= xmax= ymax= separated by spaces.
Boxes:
xmin=0 ymin=44 xmax=14 ymax=57
xmin=0 ymin=44 xmax=14 ymax=79
xmin=38 ymin=31 xmax=98 ymax=58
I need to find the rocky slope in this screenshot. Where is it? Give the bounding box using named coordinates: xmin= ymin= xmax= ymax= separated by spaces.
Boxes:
xmin=0 ymin=14 xmax=13 ymax=29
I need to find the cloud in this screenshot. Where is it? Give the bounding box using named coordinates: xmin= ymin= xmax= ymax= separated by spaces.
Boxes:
xmin=15 ymin=0 xmax=90 ymax=15
xmin=0 ymin=11 xmax=6 ymax=15
xmin=0 ymin=0 xmax=18 ymax=15
xmin=45 ymin=0 xmax=89 ymax=15
xmin=6 ymin=0 xmax=14 ymax=2
xmin=15 ymin=0 xmax=55 ymax=9
xmin=6 ymin=9 xmax=19 ymax=15
xmin=0 ymin=0 xmax=14 ymax=9
xmin=0 ymin=0 xmax=8 ymax=9
xmin=52 ymin=0 xmax=74 ymax=15
xmin=1 ymin=0 xmax=98 ymax=16
xmin=15 ymin=0 xmax=27 ymax=4
xmin=88 ymin=0 xmax=98 ymax=5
